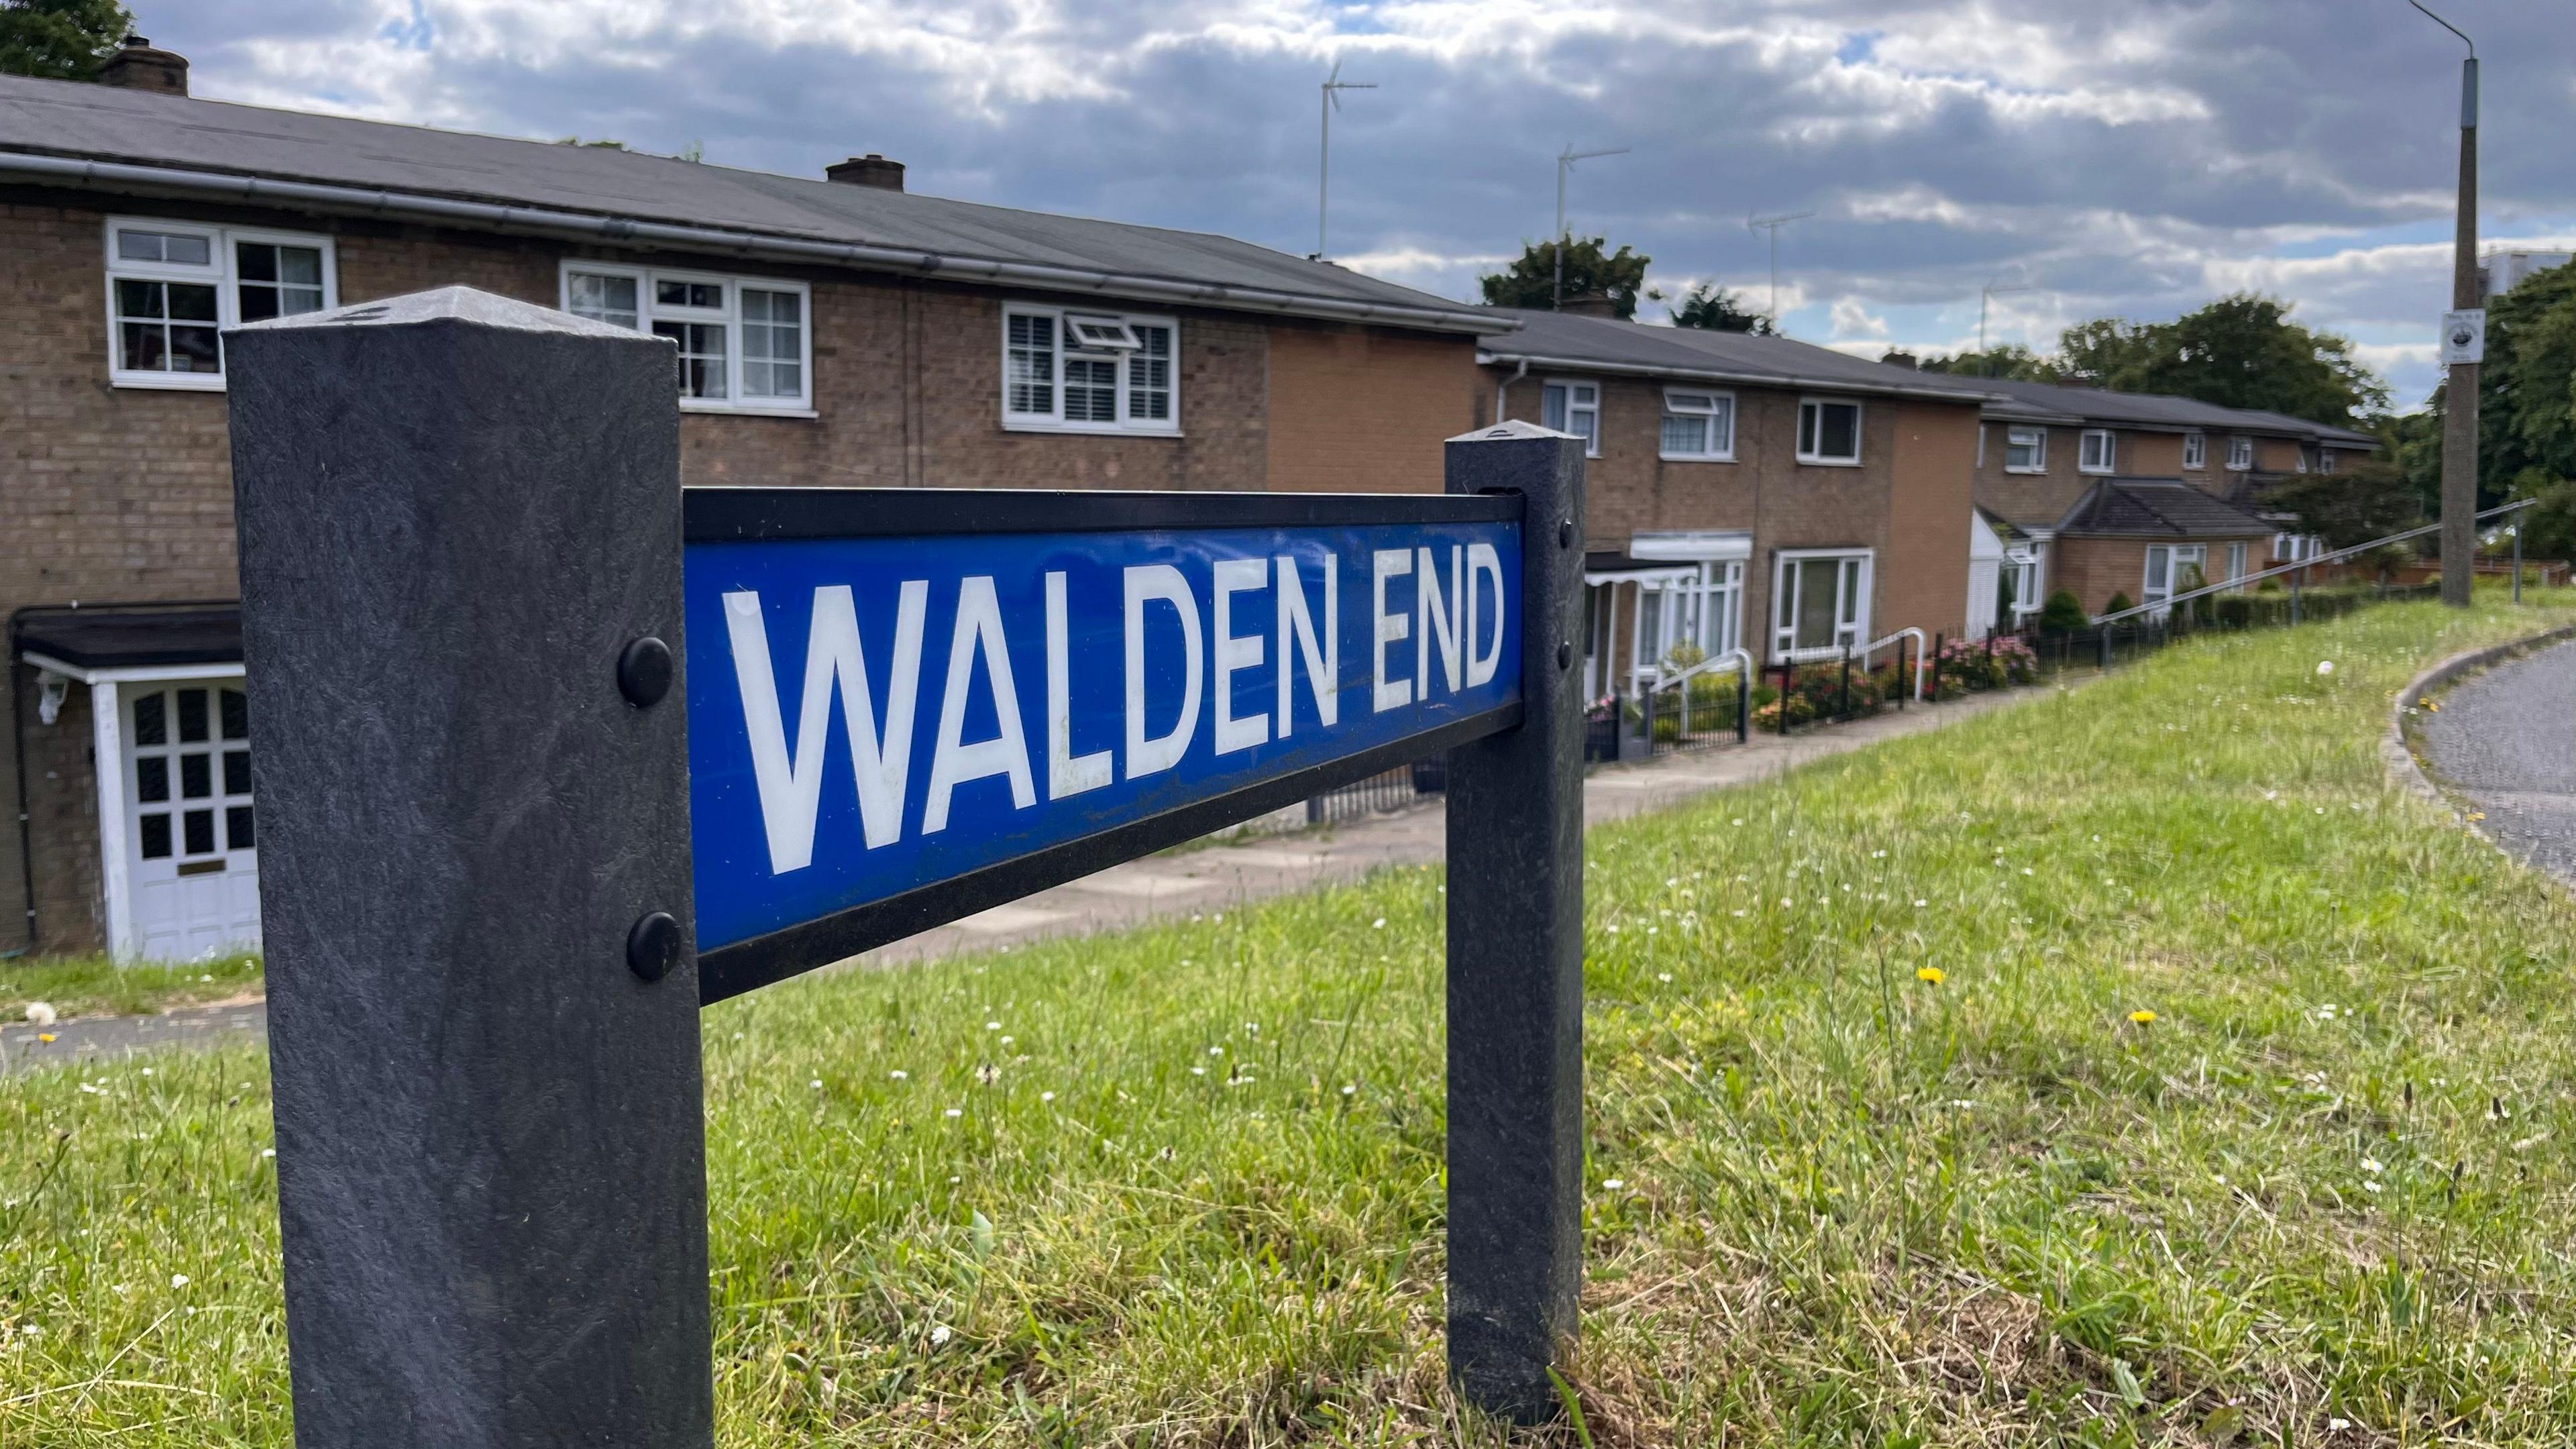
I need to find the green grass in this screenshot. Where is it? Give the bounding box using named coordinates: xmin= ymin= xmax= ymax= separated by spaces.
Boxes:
xmin=1 ymin=951 xmax=262 ymax=1022
xmin=9 ymin=593 xmax=2576 ymax=1446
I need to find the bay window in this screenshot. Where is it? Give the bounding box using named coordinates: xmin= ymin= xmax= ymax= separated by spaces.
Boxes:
xmin=105 ymin=217 xmax=336 ymax=389
xmin=1000 ymin=305 xmax=1179 ymax=434
xmin=561 ymin=262 xmax=812 ymax=413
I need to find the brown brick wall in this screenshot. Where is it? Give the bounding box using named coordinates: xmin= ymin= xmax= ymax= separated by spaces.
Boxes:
xmin=1 ymin=186 xmax=1463 ymax=953
xmin=1974 ymin=422 xmax=2088 ymax=529
xmin=1496 ymin=367 xmax=1979 ymax=662
xmin=2051 ymin=533 xmax=2276 ymax=615
xmin=1267 ymin=322 xmax=1482 ymax=494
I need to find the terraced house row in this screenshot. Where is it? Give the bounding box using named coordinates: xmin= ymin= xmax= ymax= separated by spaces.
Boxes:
xmin=1 ymin=41 xmax=2378 ymax=961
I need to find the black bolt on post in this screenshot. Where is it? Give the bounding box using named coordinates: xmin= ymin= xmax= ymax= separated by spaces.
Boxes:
xmin=1442 ymin=423 xmax=1587 ymax=1420
xmin=228 ymin=288 xmax=712 ymax=1448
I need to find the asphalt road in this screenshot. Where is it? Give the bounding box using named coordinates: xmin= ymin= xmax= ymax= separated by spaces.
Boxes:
xmin=2419 ymin=637 xmax=2576 ymax=885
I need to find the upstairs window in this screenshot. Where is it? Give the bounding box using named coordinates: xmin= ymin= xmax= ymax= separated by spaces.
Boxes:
xmin=1542 ymin=380 xmax=1601 ymax=456
xmin=2226 ymin=435 xmax=2253 ymax=470
xmin=2079 ymin=428 xmax=2116 ymax=474
xmin=1659 ymin=388 xmax=1735 ymax=460
xmin=1796 ymin=398 xmax=1862 ymax=465
xmin=2182 ymin=431 xmax=2206 ymax=470
xmin=105 ymin=218 xmax=336 ymax=389
xmin=2004 ymin=425 xmax=2047 ymax=473
xmin=1001 ymin=305 xmax=1179 ymax=434
xmin=562 ymin=264 xmax=811 ymax=413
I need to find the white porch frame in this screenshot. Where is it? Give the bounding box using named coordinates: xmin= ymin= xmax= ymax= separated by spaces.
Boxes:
xmin=23 ymin=652 xmax=246 ymax=961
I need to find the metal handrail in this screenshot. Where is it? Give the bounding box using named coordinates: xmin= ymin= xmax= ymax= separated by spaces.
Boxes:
xmin=2091 ymin=499 xmax=2538 ymax=629
xmin=1857 ymin=627 xmax=1929 ymax=700
xmin=1639 ymin=645 xmax=1756 ymax=743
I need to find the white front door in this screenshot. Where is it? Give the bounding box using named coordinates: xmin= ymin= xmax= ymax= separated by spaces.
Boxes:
xmin=124 ymin=681 xmax=261 ymax=959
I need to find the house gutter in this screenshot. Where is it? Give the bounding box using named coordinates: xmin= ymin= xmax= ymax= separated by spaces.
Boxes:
xmin=1475 ymin=347 xmax=2004 ymax=406
xmin=0 ymin=150 xmax=1515 ymax=337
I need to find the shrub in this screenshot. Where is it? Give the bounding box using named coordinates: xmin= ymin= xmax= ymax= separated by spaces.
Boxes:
xmin=2037 ymin=588 xmax=2088 ymax=635
xmin=1935 ymin=634 xmax=2039 ymax=694
xmin=2104 ymin=591 xmax=2135 ymax=616
xmin=1753 ymin=660 xmax=1886 ymax=729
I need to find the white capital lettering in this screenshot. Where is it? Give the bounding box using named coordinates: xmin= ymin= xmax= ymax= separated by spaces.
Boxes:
xmin=1275 ymin=552 xmax=1337 ymax=737
xmin=1124 ymin=564 xmax=1203 ymax=776
xmin=922 ymin=576 xmax=1037 ymax=835
xmin=1466 ymin=541 xmax=1505 ymax=687
xmin=723 ymin=582 xmax=926 ymax=872
xmin=1372 ymin=548 xmax=1413 ymax=712
xmin=1044 ymin=571 xmax=1113 ymax=799
xmin=1212 ymin=557 xmax=1269 ymax=755
xmin=1417 ymin=544 xmax=1462 ymax=698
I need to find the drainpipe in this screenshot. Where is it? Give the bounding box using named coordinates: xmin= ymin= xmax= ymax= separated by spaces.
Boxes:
xmin=6 ymin=609 xmax=38 ymax=958
xmin=1494 ymin=358 xmax=1529 ymax=427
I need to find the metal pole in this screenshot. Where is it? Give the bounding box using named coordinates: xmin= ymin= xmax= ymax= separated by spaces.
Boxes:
xmin=1554 ymin=151 xmax=1566 ymax=309
xmin=1318 ymin=80 xmax=1330 ymax=260
xmin=2413 ymin=3 xmax=2480 ymax=608
xmin=2513 ymin=521 xmax=2524 ymax=603
xmin=1736 ymin=661 xmax=1750 ymax=743
xmin=1929 ymin=631 xmax=1943 ymax=703
xmin=2292 ymin=570 xmax=2303 ymax=627
xmin=1442 ymin=425 xmax=1587 ymax=1419
xmin=228 ymin=288 xmax=711 ymax=1446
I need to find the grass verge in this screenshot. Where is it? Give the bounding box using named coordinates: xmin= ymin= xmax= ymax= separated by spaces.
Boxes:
xmin=6 ymin=592 xmax=2576 ymax=1446
xmin=2 ymin=951 xmax=262 ymax=1023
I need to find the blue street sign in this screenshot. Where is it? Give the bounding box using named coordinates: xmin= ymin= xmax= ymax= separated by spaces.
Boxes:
xmin=682 ymin=492 xmax=1523 ymax=993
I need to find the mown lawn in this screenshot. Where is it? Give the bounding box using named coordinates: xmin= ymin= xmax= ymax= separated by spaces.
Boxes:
xmin=7 ymin=594 xmax=2576 ymax=1446
xmin=3 ymin=952 xmax=263 ymax=1024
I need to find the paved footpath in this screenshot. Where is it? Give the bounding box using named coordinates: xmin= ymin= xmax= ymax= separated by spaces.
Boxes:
xmin=1 ymin=685 xmax=2043 ymax=1075
xmin=2419 ymin=636 xmax=2576 ymax=888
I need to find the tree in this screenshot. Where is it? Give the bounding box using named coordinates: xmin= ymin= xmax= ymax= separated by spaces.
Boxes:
xmin=2050 ymin=295 xmax=2387 ymax=427
xmin=0 ymin=0 xmax=133 ymax=80
xmin=1660 ymin=282 xmax=1771 ymax=334
xmin=1915 ymin=343 xmax=2057 ymax=381
xmin=1479 ymin=237 xmax=1650 ymax=319
xmin=2265 ymin=456 xmax=2424 ymax=550
xmin=2402 ymin=262 xmax=2576 ymax=517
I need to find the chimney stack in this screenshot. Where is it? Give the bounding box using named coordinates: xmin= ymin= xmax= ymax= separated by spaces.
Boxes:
xmin=99 ymin=35 xmax=189 ymax=96
xmin=824 ymin=154 xmax=905 ymax=191
xmin=1558 ymin=289 xmax=1619 ymax=319
xmin=1880 ymin=349 xmax=1919 ymax=370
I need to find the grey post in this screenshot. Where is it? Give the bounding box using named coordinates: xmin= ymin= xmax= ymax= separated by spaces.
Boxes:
xmin=1442 ymin=421 xmax=1587 ymax=1419
xmin=228 ymin=288 xmax=711 ymax=1448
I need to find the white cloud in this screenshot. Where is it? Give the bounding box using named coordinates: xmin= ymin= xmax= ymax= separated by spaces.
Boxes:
xmin=1829 ymin=297 xmax=1889 ymax=339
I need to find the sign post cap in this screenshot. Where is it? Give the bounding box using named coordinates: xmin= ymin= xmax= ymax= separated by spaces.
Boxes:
xmin=1447 ymin=419 xmax=1578 ymax=445
xmin=229 ymin=283 xmax=656 ymax=342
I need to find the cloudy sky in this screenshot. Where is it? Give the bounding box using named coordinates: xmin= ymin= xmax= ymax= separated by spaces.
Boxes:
xmin=148 ymin=0 xmax=2574 ymax=409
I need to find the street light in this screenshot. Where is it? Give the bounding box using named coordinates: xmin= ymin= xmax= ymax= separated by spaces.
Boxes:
xmin=1316 ymin=59 xmax=1377 ymax=262
xmin=1980 ymin=279 xmax=2035 ymax=373
xmin=1746 ymin=210 xmax=1816 ymax=325
xmin=1554 ymin=144 xmax=1628 ymax=308
xmin=2409 ymin=0 xmax=2480 ymax=608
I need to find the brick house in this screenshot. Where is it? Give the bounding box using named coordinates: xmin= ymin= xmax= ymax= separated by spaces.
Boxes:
xmin=1 ymin=51 xmax=1505 ymax=960
xmin=1961 ymin=375 xmax=2381 ymax=627
xmin=1474 ymin=309 xmax=1994 ymax=698
xmin=2046 ymin=480 xmax=2278 ymax=617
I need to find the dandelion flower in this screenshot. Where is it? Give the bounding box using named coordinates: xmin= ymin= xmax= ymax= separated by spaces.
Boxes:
xmin=1916 ymin=967 xmax=1946 ymax=985
xmin=22 ymin=1001 xmax=56 ymax=1026
xmin=36 ymin=1032 xmax=55 ymax=1044
xmin=2129 ymin=1009 xmax=2158 ymax=1026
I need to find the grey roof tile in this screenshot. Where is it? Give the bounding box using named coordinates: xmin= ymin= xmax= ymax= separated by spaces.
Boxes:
xmin=2055 ymin=478 xmax=2277 ymax=538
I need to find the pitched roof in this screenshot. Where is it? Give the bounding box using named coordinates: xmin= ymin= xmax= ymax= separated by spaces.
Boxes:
xmin=1477 ymin=309 xmax=2001 ymax=404
xmin=0 ymin=73 xmax=1495 ymax=335
xmin=1977 ymin=375 xmax=2377 ymax=445
xmin=2054 ymin=478 xmax=2277 ymax=539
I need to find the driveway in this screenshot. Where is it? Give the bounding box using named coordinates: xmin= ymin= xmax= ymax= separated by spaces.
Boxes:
xmin=2418 ymin=637 xmax=2576 ymax=887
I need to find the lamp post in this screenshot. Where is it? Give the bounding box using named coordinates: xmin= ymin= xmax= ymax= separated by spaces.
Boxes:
xmin=2412 ymin=0 xmax=2479 ymax=607
xmin=1554 ymin=144 xmax=1627 ymax=308
xmin=1316 ymin=60 xmax=1377 ymax=262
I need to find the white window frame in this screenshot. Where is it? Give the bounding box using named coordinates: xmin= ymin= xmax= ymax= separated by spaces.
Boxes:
xmin=2003 ymin=543 xmax=2047 ymax=622
xmin=998 ymin=303 xmax=1180 ymax=436
xmin=105 ymin=216 xmax=339 ymax=391
xmin=1542 ymin=379 xmax=1602 ymax=458
xmin=1796 ymin=396 xmax=1864 ymax=466
xmin=559 ymin=261 xmax=814 ymax=416
xmin=2224 ymin=541 xmax=2249 ymax=592
xmin=2320 ymin=449 xmax=2340 ymax=475
xmin=2294 ymin=447 xmax=2311 ymax=474
xmin=2078 ymin=427 xmax=2116 ymax=474
xmin=2143 ymin=543 xmax=2206 ymax=615
xmin=2003 ymin=425 xmax=2048 ymax=474
xmin=1770 ymin=548 xmax=1874 ymax=661
xmin=1658 ymin=387 xmax=1736 ymax=462
xmin=2182 ymin=431 xmax=2206 ymax=470
xmin=2226 ymin=435 xmax=2254 ymax=470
